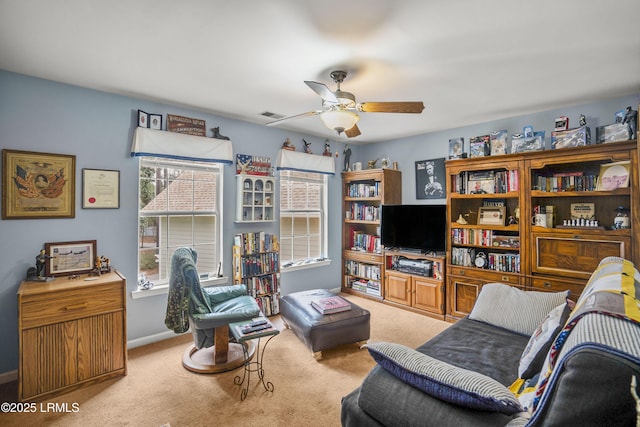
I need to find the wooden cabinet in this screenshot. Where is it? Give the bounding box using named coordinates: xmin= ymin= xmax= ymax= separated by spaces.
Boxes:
xmin=232 ymin=232 xmax=280 ymax=316
xmin=236 ymin=175 xmax=276 ymax=222
xmin=445 ymin=138 xmax=639 ymax=320
xmin=341 ymin=168 xmax=401 ymax=300
xmin=18 ymin=271 xmax=127 ymax=401
xmin=384 ymin=251 xmax=445 ymax=319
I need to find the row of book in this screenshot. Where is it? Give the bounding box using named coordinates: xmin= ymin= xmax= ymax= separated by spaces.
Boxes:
xmin=234 ymin=232 xmax=278 ymax=255
xmin=235 ymin=252 xmax=279 ymax=277
xmin=240 ymin=272 xmax=280 ymax=297
xmin=255 ymin=294 xmax=280 ymax=316
xmin=347 ymin=203 xmax=381 ymax=221
xmin=345 ymin=259 xmax=381 ymax=280
xmin=451 ymin=228 xmax=520 ymax=248
xmin=350 ymin=230 xmax=381 ymax=253
xmin=452 ymin=170 xmax=519 ymax=194
xmin=532 ymin=173 xmax=598 ymax=192
xmin=451 ymin=247 xmax=520 ymax=272
xmin=349 ymin=278 xmax=381 ymax=297
xmin=348 ymin=182 xmax=380 ymax=198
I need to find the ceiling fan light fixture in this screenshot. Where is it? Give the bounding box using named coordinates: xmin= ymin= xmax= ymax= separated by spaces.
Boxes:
xmin=320 ymin=109 xmax=360 ymax=135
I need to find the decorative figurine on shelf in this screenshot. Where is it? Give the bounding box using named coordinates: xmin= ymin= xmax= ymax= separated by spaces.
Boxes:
xmin=622 ymin=106 xmax=637 ymax=140
xmin=579 ymin=114 xmax=587 ymax=127
xmin=138 ymin=273 xmax=153 ymax=290
xmin=381 ymin=157 xmax=390 ymax=168
xmin=323 ymin=140 xmax=332 ymax=157
xmin=367 ymin=158 xmax=379 ymax=169
xmin=26 ymin=249 xmax=55 ymax=281
xmin=96 ymin=255 xmax=112 ymax=274
xmin=282 ymin=138 xmax=295 ymax=151
xmin=456 ymin=214 xmax=468 ymax=225
xmin=211 ymin=127 xmax=230 ymax=140
xmin=343 ymin=144 xmax=352 ymax=171
xmin=303 ymin=139 xmax=312 ymax=154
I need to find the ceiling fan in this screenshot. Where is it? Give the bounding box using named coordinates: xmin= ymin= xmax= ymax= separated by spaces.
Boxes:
xmin=266 ymin=70 xmax=425 ymax=138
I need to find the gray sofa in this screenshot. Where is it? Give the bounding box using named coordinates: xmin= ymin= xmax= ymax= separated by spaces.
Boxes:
xmin=342 ymin=257 xmax=640 ymax=426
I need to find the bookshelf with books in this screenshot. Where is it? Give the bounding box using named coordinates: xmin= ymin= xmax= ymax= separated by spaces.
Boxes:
xmin=445 ymin=137 xmax=639 ymax=321
xmin=232 ymin=232 xmax=280 ymax=316
xmin=235 ymin=175 xmax=276 ymax=223
xmin=342 ymin=168 xmax=401 ymax=300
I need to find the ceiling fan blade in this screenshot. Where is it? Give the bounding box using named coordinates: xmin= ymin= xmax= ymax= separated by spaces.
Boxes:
xmin=265 ymin=110 xmax=321 ymax=126
xmin=358 ymin=102 xmax=425 ymax=114
xmin=304 ymin=81 xmax=338 ymax=103
xmin=345 ymin=124 xmax=361 ymax=138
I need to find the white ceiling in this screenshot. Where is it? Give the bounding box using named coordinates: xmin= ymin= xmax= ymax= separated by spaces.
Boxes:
xmin=1 ymin=0 xmax=639 ymax=143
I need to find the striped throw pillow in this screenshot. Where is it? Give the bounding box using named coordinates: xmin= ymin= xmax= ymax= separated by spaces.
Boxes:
xmin=365 ymin=342 xmax=523 ymax=414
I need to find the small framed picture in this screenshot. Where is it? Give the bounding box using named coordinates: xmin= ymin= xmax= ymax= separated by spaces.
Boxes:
xmin=82 ymin=168 xmax=120 ymax=209
xmin=44 ymin=240 xmax=97 ymax=277
xmin=138 ymin=110 xmax=149 ymax=127
xmin=596 ymin=160 xmax=630 ymax=191
xmin=149 ymin=113 xmax=163 ymax=130
xmin=477 ymin=207 xmax=506 ymax=226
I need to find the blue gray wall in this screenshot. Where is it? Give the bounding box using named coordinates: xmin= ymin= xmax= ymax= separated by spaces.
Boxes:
xmin=0 ymin=69 xmax=637 ymax=376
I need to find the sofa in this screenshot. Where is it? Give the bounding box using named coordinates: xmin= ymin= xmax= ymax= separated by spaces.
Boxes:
xmin=341 ymin=257 xmax=640 ymax=426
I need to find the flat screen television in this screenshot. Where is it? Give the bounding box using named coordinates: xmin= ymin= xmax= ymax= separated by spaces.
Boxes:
xmin=381 ymin=204 xmax=447 ymax=254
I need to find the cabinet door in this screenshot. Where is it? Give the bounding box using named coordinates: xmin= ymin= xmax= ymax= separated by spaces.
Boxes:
xmin=77 ymin=312 xmax=126 ymax=381
xmin=21 ymin=321 xmax=78 ymax=399
xmin=385 ymin=272 xmax=411 ymax=305
xmin=413 ymin=277 xmax=443 ymax=314
xmin=446 ymin=276 xmax=483 ymax=320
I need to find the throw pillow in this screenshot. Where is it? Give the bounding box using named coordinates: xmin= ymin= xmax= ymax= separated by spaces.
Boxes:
xmin=365 ymin=342 xmax=523 ymax=414
xmin=518 ymin=302 xmax=571 ymax=379
xmin=469 ymin=283 xmax=569 ymax=336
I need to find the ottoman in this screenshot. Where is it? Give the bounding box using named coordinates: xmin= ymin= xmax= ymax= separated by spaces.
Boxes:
xmin=280 ymin=289 xmax=370 ymax=360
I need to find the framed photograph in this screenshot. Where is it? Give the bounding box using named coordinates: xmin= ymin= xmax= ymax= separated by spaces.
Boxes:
xmin=597 ymin=160 xmax=630 ymax=191
xmin=477 ymin=207 xmax=506 ymax=226
xmin=138 ymin=109 xmax=148 ymax=127
xmin=45 ymin=240 xmax=97 ymax=277
xmin=149 ymin=113 xmax=163 ymax=130
xmin=415 ymin=158 xmax=446 ymax=199
xmin=82 ymin=168 xmax=120 ymax=209
xmin=448 ymin=137 xmax=465 ymax=159
xmin=2 ymin=149 xmax=75 ymax=219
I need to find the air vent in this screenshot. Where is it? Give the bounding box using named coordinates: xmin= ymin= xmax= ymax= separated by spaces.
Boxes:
xmin=260 ymin=111 xmax=285 ymax=119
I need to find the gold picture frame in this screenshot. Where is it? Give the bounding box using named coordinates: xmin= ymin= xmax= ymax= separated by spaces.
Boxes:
xmin=2 ymin=149 xmax=75 ymax=219
xmin=477 ymin=206 xmax=506 ymax=226
xmin=45 ymin=240 xmax=97 ymax=277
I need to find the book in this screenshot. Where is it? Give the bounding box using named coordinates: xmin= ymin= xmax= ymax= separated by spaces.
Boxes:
xmin=311 ymin=296 xmax=352 ymax=315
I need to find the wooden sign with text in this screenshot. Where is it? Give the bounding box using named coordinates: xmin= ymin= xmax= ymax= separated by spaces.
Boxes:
xmin=167 ymin=114 xmax=206 ymax=136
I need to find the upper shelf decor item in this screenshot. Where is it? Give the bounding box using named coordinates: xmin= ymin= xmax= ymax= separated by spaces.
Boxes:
xmin=266 ymin=70 xmax=424 ymax=138
xmin=149 ymin=113 xmax=163 ymax=130
xmin=138 ymin=110 xmax=148 ymax=127
xmin=82 ymin=168 xmax=120 ymax=209
xmin=2 ymin=149 xmax=75 ymax=219
xmin=167 ymin=114 xmax=206 ymax=136
xmin=236 ymin=154 xmax=272 ymax=176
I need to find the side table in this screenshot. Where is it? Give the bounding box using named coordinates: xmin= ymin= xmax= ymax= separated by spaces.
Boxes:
xmin=230 ymin=317 xmax=280 ymax=400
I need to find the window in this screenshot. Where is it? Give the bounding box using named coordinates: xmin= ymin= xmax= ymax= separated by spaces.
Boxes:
xmin=279 ymin=170 xmax=327 ymax=267
xmin=138 ymin=157 xmax=222 ymax=283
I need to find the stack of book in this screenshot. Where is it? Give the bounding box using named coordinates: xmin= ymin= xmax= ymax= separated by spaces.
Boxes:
xmin=311 ymin=295 xmax=352 ymax=315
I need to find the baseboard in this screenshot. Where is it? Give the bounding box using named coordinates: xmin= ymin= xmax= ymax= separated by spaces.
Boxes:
xmin=0 ymin=370 xmax=17 ymax=385
xmin=127 ymin=330 xmax=187 ymax=349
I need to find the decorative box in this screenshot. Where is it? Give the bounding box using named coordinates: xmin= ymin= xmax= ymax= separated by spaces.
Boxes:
xmin=595 ymin=123 xmax=631 ymax=144
xmin=551 ymin=125 xmax=591 ymax=149
xmin=469 ymin=135 xmax=490 ymax=157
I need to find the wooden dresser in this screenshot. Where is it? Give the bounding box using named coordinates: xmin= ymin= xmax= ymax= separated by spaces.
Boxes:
xmin=17 ymin=271 xmax=127 ymax=401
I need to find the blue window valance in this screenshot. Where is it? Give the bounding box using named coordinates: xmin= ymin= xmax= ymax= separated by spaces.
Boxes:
xmin=131 ymin=127 xmax=233 ymax=164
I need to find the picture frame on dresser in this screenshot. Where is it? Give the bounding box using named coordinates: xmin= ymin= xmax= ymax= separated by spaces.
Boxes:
xmin=44 ymin=240 xmax=97 ymax=277
xmin=2 ymin=149 xmax=76 ymax=219
xmin=477 ymin=207 xmax=506 ymax=226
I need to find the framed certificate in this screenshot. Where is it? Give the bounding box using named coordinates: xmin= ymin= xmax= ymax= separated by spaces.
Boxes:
xmin=82 ymin=168 xmax=120 ymax=209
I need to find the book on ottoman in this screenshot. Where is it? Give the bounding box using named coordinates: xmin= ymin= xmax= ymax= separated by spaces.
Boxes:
xmin=311 ymin=296 xmax=352 ymax=315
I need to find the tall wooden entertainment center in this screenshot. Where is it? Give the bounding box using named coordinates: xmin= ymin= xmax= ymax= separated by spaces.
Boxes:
xmin=445 ymin=139 xmax=639 ymax=321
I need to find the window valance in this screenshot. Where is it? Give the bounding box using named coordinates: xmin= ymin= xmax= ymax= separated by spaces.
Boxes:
xmin=276 ymin=149 xmax=336 ymax=175
xmin=131 ymin=127 xmax=233 ymax=164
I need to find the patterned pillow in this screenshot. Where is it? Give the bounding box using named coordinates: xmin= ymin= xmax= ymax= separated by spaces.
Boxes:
xmin=518 ymin=302 xmax=571 ymax=379
xmin=365 ymin=342 xmax=523 ymax=414
xmin=469 ymin=283 xmax=569 ymax=336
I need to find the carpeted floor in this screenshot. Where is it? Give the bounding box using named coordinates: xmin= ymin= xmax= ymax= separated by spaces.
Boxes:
xmin=1 ymin=293 xmax=450 ymax=426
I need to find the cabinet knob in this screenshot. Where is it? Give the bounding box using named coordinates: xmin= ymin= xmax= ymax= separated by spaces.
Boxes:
xmin=501 ymin=276 xmax=509 ymax=282
xmin=543 ymin=282 xmax=552 ymax=288
xmin=459 ymin=270 xmax=465 ymax=275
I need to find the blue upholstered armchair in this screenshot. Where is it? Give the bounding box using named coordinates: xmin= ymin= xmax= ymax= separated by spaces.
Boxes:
xmin=165 ymin=247 xmax=261 ymax=373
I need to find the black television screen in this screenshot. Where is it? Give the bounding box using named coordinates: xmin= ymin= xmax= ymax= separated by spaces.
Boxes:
xmin=381 ymin=204 xmax=447 ymax=253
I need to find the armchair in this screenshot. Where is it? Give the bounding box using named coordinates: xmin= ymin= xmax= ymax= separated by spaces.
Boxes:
xmin=165 ymin=247 xmax=261 ymax=373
